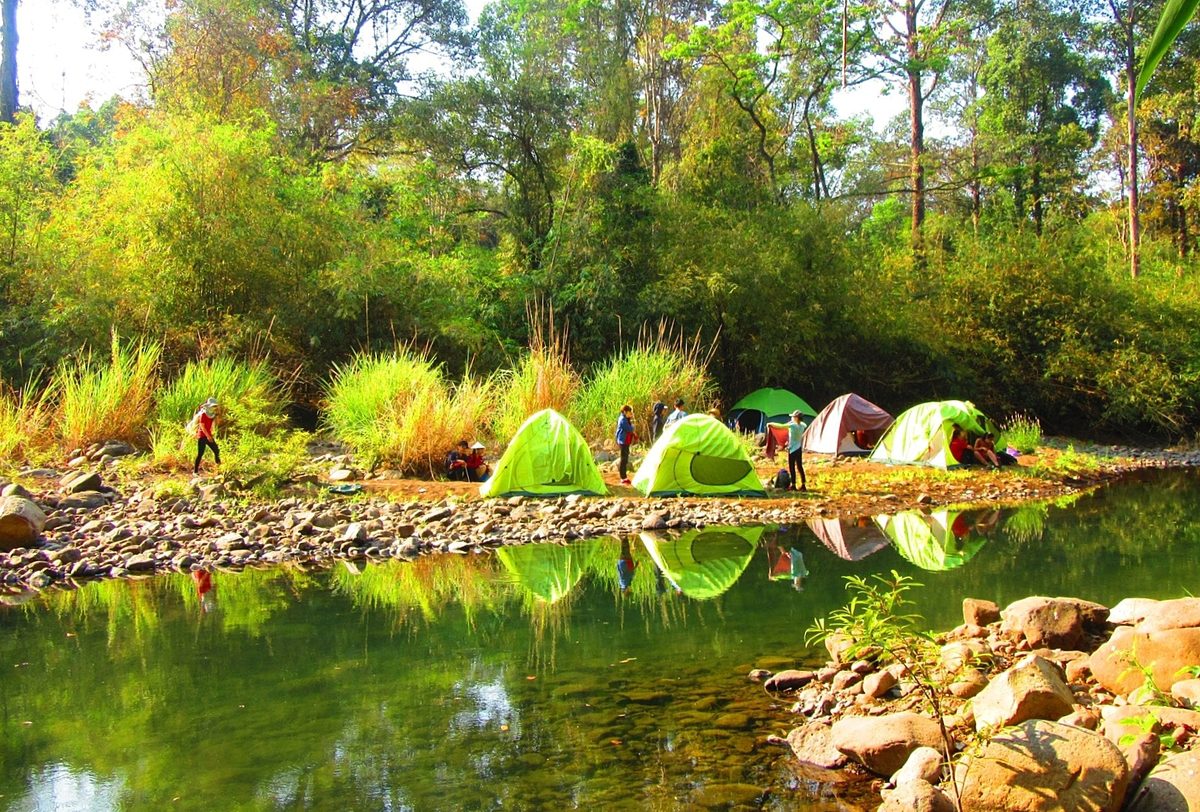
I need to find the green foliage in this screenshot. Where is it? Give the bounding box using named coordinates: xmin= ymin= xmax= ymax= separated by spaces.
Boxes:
xmin=150 ymin=356 xmax=285 ymax=466
xmin=221 ymin=430 xmax=311 ymax=497
xmin=1000 ymin=413 xmax=1043 ymax=453
xmin=571 ymin=327 xmax=716 ymax=444
xmin=0 ymin=373 xmax=56 ymax=467
xmin=324 ymin=349 xmax=493 ymax=474
xmin=54 ymin=333 xmax=161 ymax=450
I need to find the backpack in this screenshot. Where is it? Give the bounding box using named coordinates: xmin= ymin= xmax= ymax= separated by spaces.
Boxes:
xmin=773 ymin=469 xmax=791 ymax=490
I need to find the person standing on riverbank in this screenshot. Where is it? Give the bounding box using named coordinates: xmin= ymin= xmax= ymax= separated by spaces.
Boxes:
xmin=616 ymin=404 xmax=636 ymax=485
xmin=768 ymin=410 xmax=808 ymax=492
xmin=649 ymin=401 xmax=666 ymax=442
xmin=192 ymin=398 xmax=221 ymax=475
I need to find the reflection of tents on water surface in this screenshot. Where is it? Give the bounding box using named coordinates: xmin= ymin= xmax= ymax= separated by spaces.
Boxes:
xmin=806 ymin=517 xmax=890 ymax=561
xmin=875 ymin=510 xmax=987 ymax=571
xmin=637 ymin=526 xmax=764 ymax=599
xmin=495 ymin=543 xmax=595 ymax=604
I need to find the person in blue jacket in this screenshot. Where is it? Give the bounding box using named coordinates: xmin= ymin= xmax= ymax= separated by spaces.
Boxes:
xmin=615 ymin=404 xmax=636 ymax=485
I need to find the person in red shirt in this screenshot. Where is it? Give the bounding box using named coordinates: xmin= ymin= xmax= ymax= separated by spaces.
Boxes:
xmin=948 ymin=425 xmax=977 ymax=465
xmin=193 ymin=397 xmax=221 ymax=475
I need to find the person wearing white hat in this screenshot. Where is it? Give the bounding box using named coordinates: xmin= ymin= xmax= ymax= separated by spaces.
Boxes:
xmin=768 ymin=409 xmax=808 ymax=492
xmin=192 ymin=397 xmax=221 ymax=475
xmin=465 ymin=441 xmax=490 ymax=482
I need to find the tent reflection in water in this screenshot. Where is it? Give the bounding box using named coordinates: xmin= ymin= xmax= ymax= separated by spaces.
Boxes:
xmin=875 ymin=509 xmax=988 ymax=571
xmin=806 ymin=516 xmax=890 ymax=561
xmin=632 ymin=414 xmax=765 ymax=497
xmin=481 ymin=408 xmax=607 ymax=498
xmin=637 ymin=526 xmax=763 ymax=599
xmin=495 ymin=542 xmax=595 ymax=605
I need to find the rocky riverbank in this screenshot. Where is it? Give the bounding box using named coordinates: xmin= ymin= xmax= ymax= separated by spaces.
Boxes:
xmin=757 ymin=594 xmax=1200 ymax=810
xmin=0 ymin=438 xmax=1198 ymax=592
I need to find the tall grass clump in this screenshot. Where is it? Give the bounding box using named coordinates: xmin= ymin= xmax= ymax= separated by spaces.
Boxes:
xmin=492 ymin=309 xmax=580 ymax=442
xmin=55 ymin=332 xmax=160 ymax=450
xmin=0 ymin=375 xmax=57 ymax=466
xmin=150 ymin=356 xmax=286 ymax=465
xmin=999 ymin=412 xmax=1042 ymax=453
xmin=572 ymin=323 xmax=717 ymax=444
xmin=325 ymin=349 xmax=493 ymax=474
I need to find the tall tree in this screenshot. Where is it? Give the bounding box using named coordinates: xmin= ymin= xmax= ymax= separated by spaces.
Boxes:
xmin=1097 ymin=0 xmax=1162 ymax=277
xmin=0 ymin=0 xmax=16 ymax=124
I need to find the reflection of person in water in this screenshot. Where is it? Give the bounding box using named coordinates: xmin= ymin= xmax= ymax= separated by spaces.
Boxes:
xmin=192 ymin=569 xmax=216 ymax=613
xmin=766 ymin=538 xmax=807 ymax=589
xmin=617 ymin=537 xmax=638 ymax=594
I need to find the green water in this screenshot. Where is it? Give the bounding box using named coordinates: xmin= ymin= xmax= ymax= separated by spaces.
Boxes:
xmin=2 ymin=469 xmax=1199 ymax=811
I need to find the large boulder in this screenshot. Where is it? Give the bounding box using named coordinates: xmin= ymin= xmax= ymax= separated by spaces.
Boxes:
xmin=1109 ymin=598 xmax=1161 ymax=626
xmin=786 ymin=722 xmax=847 ymax=769
xmin=963 ymin=597 xmax=1001 ymax=627
xmin=1089 ymin=626 xmax=1200 ymax=694
xmin=957 ymin=720 xmax=1129 ymax=812
xmin=973 ymin=655 xmax=1076 ymax=732
xmin=879 ymin=779 xmax=956 ymax=812
xmin=1126 ymin=749 xmax=1200 ymax=812
xmin=1001 ymin=596 xmax=1109 ymax=650
xmin=1136 ymin=598 xmax=1200 ymax=633
xmin=0 ymin=496 xmax=46 ymax=550
xmin=830 ymin=712 xmax=944 ymax=776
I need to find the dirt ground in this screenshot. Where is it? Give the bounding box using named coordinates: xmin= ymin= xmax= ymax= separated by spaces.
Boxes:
xmin=355 ymin=446 xmax=1131 ymax=518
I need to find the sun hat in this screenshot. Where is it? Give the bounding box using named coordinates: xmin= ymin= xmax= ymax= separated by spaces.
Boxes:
xmin=470 ymin=441 xmax=486 ymax=449
xmin=791 ymin=410 xmax=804 ymax=418
xmin=203 ymin=397 xmax=218 ymax=408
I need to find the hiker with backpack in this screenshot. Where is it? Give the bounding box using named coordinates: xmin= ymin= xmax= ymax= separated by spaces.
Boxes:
xmin=615 ymin=404 xmax=637 ymax=485
xmin=190 ymin=398 xmax=221 ymax=475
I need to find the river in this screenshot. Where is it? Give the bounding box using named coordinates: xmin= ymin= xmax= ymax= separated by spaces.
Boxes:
xmin=1 ymin=469 xmax=1197 ymax=810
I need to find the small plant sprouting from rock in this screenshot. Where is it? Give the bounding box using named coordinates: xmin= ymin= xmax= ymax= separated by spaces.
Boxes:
xmin=805 ymin=571 xmax=966 ymax=812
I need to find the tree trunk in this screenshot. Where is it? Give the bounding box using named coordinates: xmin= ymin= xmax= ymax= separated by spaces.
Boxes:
xmin=906 ymin=0 xmax=925 ymax=259
xmin=1126 ymin=43 xmax=1141 ymax=278
xmin=0 ymin=0 xmax=16 ymax=124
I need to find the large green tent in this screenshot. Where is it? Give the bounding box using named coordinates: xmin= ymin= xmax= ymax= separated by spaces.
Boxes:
xmin=638 ymin=526 xmax=764 ymax=599
xmin=631 ymin=413 xmax=765 ymax=497
xmin=875 ymin=509 xmax=987 ymax=571
xmin=480 ymin=409 xmax=607 ymax=497
xmin=868 ymin=400 xmax=993 ymax=468
xmin=728 ymin=387 xmax=817 ymax=433
xmin=496 ymin=542 xmax=594 ymax=604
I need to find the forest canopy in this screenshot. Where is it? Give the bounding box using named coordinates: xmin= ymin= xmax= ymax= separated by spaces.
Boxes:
xmin=3 ymin=0 xmax=1200 ymax=439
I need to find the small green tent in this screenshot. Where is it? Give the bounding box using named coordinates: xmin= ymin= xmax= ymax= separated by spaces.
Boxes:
xmin=631 ymin=413 xmax=765 ymax=496
xmin=728 ymin=387 xmax=817 ymax=433
xmin=480 ymin=409 xmax=607 ymax=497
xmin=868 ymin=400 xmax=993 ymax=468
xmin=875 ymin=509 xmax=987 ymax=571
xmin=638 ymin=526 xmax=764 ymax=599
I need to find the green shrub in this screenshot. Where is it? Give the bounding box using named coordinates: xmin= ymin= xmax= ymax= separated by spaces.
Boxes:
xmin=492 ymin=315 xmax=579 ymax=443
xmin=325 ymin=349 xmax=492 ymax=474
xmin=572 ymin=325 xmax=717 ymax=445
xmin=999 ymin=412 xmax=1042 ymax=453
xmin=0 ymin=374 xmax=57 ymax=467
xmin=221 ymin=430 xmax=310 ymax=497
xmin=55 ymin=332 xmax=160 ymax=450
xmin=150 ymin=356 xmax=285 ymax=467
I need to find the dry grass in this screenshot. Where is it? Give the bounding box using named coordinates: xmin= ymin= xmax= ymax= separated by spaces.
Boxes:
xmin=54 ymin=332 xmax=160 ymax=451
xmin=492 ymin=302 xmax=580 ymax=442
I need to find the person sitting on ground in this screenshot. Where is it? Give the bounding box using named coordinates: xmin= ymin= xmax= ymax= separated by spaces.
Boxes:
xmin=973 ymin=432 xmax=1001 ymax=469
xmin=664 ymin=398 xmax=688 ymax=427
xmin=949 ymin=425 xmax=978 ymax=466
xmin=464 ymin=441 xmax=490 ymax=482
xmin=446 ymin=440 xmax=471 ymax=481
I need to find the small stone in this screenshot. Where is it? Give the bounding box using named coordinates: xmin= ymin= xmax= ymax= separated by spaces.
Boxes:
xmin=890 ymin=745 xmax=943 ymax=786
xmin=863 ymin=670 xmax=898 ymax=699
xmin=963 ymin=597 xmax=1001 ymax=626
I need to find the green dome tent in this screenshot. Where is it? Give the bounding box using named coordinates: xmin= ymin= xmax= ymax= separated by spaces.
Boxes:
xmin=480 ymin=409 xmax=607 ymax=497
xmin=496 ymin=542 xmax=593 ymax=604
xmin=638 ymin=526 xmax=764 ymax=599
xmin=875 ymin=509 xmax=987 ymax=571
xmin=728 ymin=387 xmax=817 ymax=434
xmin=631 ymin=414 xmax=765 ymax=497
xmin=868 ymin=400 xmax=993 ymax=468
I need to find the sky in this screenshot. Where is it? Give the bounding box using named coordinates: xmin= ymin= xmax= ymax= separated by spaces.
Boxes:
xmin=19 ymin=1 xmax=906 ymax=128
